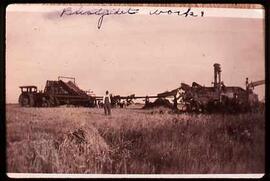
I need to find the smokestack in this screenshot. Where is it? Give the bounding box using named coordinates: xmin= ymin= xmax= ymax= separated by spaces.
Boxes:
xmin=213 ymin=63 xmax=221 ymax=88
xmin=246 ymin=77 xmax=249 ymax=91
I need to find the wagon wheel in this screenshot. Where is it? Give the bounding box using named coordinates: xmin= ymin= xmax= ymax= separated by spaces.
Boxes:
xmin=41 ymin=97 xmax=51 ymax=107
xmin=54 ymin=97 xmax=60 ymax=106
xmin=42 ymin=100 xmax=49 ymax=107
xmin=47 ymin=95 xmax=55 ymax=106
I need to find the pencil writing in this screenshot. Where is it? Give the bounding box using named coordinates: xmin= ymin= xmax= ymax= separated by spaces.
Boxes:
xmin=59 ymin=7 xmax=204 ymax=29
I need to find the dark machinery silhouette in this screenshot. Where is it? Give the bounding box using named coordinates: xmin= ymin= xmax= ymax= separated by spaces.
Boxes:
xmin=152 ymin=63 xmax=265 ymax=113
xmin=18 ymin=76 xmax=96 ymax=107
xmin=18 ymin=64 xmax=264 ymax=113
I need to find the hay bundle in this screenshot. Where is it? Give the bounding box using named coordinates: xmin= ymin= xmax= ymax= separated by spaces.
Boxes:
xmin=55 ymin=125 xmax=112 ymax=173
xmin=7 ymin=125 xmax=112 ymax=173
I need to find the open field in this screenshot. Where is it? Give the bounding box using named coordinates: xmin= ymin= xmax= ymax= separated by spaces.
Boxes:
xmin=6 ymin=104 xmax=264 ymax=174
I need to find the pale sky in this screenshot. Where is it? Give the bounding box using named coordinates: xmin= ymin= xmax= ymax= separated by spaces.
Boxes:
xmin=6 ymin=5 xmax=265 ymax=103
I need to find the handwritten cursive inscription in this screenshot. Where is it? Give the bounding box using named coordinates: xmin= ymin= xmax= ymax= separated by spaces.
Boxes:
xmin=59 ymin=7 xmax=140 ymax=29
xmin=59 ymin=7 xmax=204 ymax=29
xmin=149 ymin=8 xmax=204 ymax=17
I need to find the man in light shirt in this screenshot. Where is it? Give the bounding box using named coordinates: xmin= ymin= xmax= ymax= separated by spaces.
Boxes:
xmin=103 ymin=90 xmax=111 ymax=115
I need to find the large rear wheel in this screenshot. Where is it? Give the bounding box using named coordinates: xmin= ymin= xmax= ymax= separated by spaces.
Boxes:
xmin=18 ymin=94 xmax=30 ymax=107
xmin=29 ymin=94 xmax=35 ymax=107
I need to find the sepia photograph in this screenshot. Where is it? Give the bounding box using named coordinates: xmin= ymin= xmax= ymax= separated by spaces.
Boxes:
xmin=6 ymin=4 xmax=265 ymax=178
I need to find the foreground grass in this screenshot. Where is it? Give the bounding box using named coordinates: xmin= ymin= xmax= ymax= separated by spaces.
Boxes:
xmin=6 ymin=105 xmax=265 ymax=174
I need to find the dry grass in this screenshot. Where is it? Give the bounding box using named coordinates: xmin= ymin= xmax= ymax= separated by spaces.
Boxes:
xmin=6 ymin=104 xmax=265 ymax=174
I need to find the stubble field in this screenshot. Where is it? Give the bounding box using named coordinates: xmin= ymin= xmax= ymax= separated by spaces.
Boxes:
xmin=6 ymin=104 xmax=265 ymax=174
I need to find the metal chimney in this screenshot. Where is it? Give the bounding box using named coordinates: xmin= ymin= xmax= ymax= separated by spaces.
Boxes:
xmin=213 ymin=63 xmax=221 ymax=89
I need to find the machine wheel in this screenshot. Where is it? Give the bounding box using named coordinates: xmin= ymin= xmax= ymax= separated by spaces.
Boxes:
xmin=47 ymin=95 xmax=55 ymax=106
xmin=54 ymin=97 xmax=60 ymax=106
xmin=190 ymin=101 xmax=200 ymax=113
xmin=182 ymin=103 xmax=191 ymax=112
xmin=206 ymin=101 xmax=219 ymax=113
xmin=19 ymin=94 xmax=29 ymax=107
xmin=198 ymin=104 xmax=205 ymax=113
xmin=42 ymin=100 xmax=49 ymax=107
xmin=29 ymin=94 xmax=35 ymax=107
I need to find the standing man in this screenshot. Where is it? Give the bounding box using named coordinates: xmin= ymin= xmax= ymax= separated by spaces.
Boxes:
xmin=96 ymin=100 xmax=100 ymax=108
xmin=103 ymin=90 xmax=111 ymax=115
